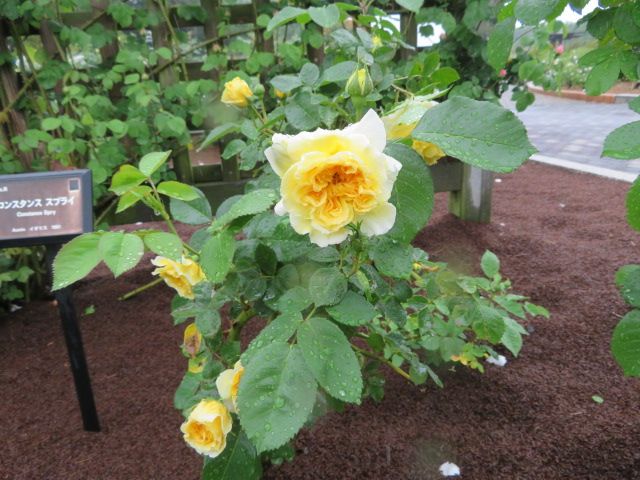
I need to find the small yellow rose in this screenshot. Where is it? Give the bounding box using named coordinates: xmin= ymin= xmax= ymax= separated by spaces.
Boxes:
xmin=412 ymin=140 xmax=446 ymax=166
xmin=382 ymin=97 xmax=445 ymax=165
xmin=216 ymin=360 xmax=244 ymax=413
xmin=181 ymin=399 xmax=232 ymax=458
xmin=372 ymin=35 xmax=383 ymax=50
xmin=265 ymin=110 xmax=402 ymax=246
xmin=381 ymin=97 xmax=439 ymax=141
xmin=221 ymin=76 xmax=253 ymax=107
xmin=151 ymin=256 xmax=205 ymax=300
xmin=275 ymin=88 xmax=287 ymax=99
xmin=183 ymin=323 xmax=202 ymax=358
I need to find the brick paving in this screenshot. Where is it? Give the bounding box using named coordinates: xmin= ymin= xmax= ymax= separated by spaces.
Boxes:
xmin=501 ymin=93 xmax=640 ymax=176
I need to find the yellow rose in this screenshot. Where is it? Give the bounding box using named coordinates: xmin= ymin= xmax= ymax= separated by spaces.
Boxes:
xmin=151 ymin=256 xmax=205 ymax=300
xmin=382 ymin=97 xmax=445 ymax=165
xmin=215 ymin=361 xmax=244 ymax=413
xmin=265 ymin=110 xmax=402 ymax=247
xmin=372 ymin=35 xmax=383 ymax=50
xmin=382 ymin=97 xmax=439 ymax=141
xmin=221 ymin=76 xmax=253 ymax=107
xmin=183 ymin=323 xmax=202 ymax=358
xmin=412 ymin=140 xmax=446 ymax=166
xmin=180 ymin=399 xmax=232 ymax=458
xmin=275 ymin=88 xmax=286 ymax=99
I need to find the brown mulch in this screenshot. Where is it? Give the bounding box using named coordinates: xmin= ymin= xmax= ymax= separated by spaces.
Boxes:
xmin=1 ymin=162 xmax=639 ymax=480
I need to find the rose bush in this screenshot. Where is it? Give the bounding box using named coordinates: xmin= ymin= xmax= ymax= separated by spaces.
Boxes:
xmin=52 ymin=84 xmax=547 ymax=477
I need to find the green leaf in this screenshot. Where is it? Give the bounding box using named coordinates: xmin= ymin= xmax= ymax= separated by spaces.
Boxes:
xmin=629 ymin=97 xmax=640 ymax=115
xmin=116 ymin=185 xmax=151 ymax=213
xmin=612 ymin=309 xmax=640 ymax=376
xmin=616 ymin=264 xmax=640 ymax=308
xmin=308 ymin=5 xmax=341 ymax=28
xmin=369 ymin=237 xmax=413 ymax=280
xmin=614 ymin=3 xmax=640 ymax=44
xmin=110 ymin=165 xmax=147 ymax=195
xmin=202 ymin=429 xmax=262 ymax=480
xmin=211 ymin=189 xmax=278 ymax=230
xmin=396 ymin=0 xmax=423 ymax=13
xmin=52 ymin=233 xmax=102 ymax=290
xmin=237 ymin=343 xmax=317 ymax=453
xmin=515 ymin=0 xmax=562 ymax=25
xmin=157 ymin=181 xmax=200 ymax=201
xmin=299 ymin=63 xmax=320 ymax=86
xmin=139 ymin=151 xmax=171 ymax=177
xmin=481 ymin=250 xmax=500 ymax=278
xmin=169 ymin=188 xmax=212 ymax=225
xmin=255 ymin=243 xmax=277 ymax=275
xmin=487 ymin=18 xmax=515 ymax=71
xmin=198 ymin=123 xmax=240 ymax=151
xmin=267 ymin=6 xmax=307 ymax=32
xmin=297 ymin=316 xmax=362 ymax=403
xmin=592 ymin=395 xmax=604 ymax=404
xmin=627 ymin=176 xmax=640 ymax=231
xmin=326 ymin=290 xmax=377 ymax=326
xmin=308 ymin=267 xmax=348 ymax=306
xmin=242 ymin=312 xmax=303 ymax=365
xmin=222 ymin=139 xmax=246 ymax=160
xmin=41 ymin=117 xmax=61 ymax=131
xmin=384 ymin=144 xmax=434 ymax=243
xmin=270 ymin=74 xmax=302 ymax=93
xmin=200 ymin=231 xmax=235 ymax=283
xmin=144 ymin=232 xmax=183 ymax=261
xmin=587 ymin=8 xmax=614 ymax=39
xmin=585 ymin=56 xmax=620 ymax=96
xmin=285 ymin=93 xmax=321 ymax=131
xmin=320 ymin=61 xmax=358 ymax=84
xmin=98 ymin=232 xmax=144 ymax=277
xmin=602 ymin=121 xmax=640 ymax=160
xmin=413 ymin=97 xmax=536 ymax=173
xmin=275 ymin=286 xmax=312 ymax=313
xmin=472 ymin=305 xmax=506 ymax=343
xmin=501 ymin=317 xmax=526 ymax=356
xmin=174 ymin=372 xmax=201 ymax=410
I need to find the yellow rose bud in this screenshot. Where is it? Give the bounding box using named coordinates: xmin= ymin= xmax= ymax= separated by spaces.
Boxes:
xmin=346 ymin=66 xmax=374 ymax=97
xmin=275 ymin=88 xmax=287 ymax=99
xmin=151 ymin=256 xmax=205 ymax=300
xmin=412 ymin=140 xmax=446 ymax=166
xmin=221 ymin=76 xmax=253 ymax=108
xmin=381 ymin=97 xmax=439 ymax=141
xmin=265 ymin=110 xmax=402 ymax=247
xmin=181 ymin=399 xmax=232 ymax=458
xmin=183 ymin=323 xmax=202 ymax=358
xmin=215 ymin=361 xmax=244 ymax=413
xmin=188 ymin=356 xmax=206 ymax=374
xmin=372 ymin=35 xmax=383 ymax=50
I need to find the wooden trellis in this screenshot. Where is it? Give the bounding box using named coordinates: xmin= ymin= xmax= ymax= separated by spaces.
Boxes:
xmin=1 ymin=1 xmax=493 ymax=223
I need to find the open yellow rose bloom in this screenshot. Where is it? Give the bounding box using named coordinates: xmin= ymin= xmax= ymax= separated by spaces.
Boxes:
xmin=382 ymin=97 xmax=446 ymax=166
xmin=266 ymin=110 xmax=402 ymax=247
xmin=181 ymin=399 xmax=232 ymax=458
xmin=215 ymin=360 xmax=244 ymax=413
xmin=221 ymin=76 xmax=253 ymax=107
xmin=151 ymin=256 xmax=205 ymax=300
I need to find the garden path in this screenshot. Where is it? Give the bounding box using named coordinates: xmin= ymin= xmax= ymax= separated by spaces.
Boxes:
xmin=501 ymin=93 xmax=640 ymax=181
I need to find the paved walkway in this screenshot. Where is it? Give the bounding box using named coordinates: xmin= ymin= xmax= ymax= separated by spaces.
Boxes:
xmin=501 ymin=93 xmax=640 ymax=179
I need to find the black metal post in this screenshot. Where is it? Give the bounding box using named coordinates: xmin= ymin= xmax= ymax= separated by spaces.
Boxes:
xmin=46 ymin=245 xmax=100 ymax=432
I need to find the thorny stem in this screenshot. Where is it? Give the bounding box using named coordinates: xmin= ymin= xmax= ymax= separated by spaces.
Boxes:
xmin=119 ymin=277 xmax=163 ymax=301
xmin=352 ymin=345 xmax=412 ymax=382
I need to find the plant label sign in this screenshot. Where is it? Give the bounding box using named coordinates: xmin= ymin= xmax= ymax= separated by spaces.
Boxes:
xmin=0 ymin=170 xmax=92 ymax=247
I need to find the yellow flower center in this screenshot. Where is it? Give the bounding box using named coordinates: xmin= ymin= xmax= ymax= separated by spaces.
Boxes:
xmin=286 ymin=155 xmax=379 ymax=231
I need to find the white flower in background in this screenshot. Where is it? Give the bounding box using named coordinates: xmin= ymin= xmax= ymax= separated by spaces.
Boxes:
xmin=439 ymin=461 xmax=461 ymax=477
xmin=265 ymin=110 xmax=402 ymax=247
xmin=486 ymin=354 xmax=508 ymax=367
